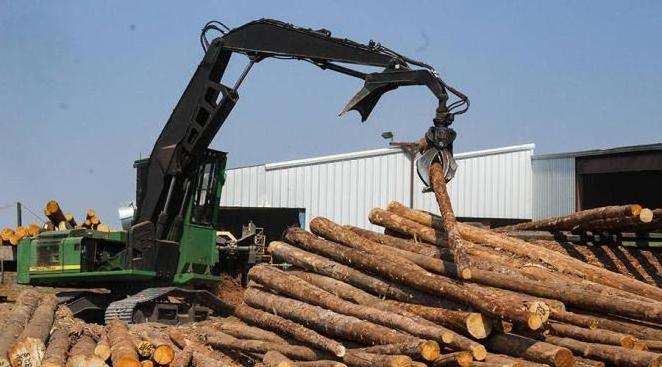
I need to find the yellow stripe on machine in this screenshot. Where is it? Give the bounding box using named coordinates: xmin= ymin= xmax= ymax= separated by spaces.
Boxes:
xmin=29 ymin=264 xmax=81 ymax=271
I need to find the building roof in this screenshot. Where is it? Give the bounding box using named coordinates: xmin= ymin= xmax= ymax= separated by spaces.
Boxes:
xmin=533 ymin=143 xmax=662 ymax=160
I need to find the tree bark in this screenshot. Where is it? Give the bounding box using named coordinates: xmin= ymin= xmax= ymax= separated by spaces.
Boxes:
xmin=293 ymin=361 xmax=347 ymax=367
xmin=351 ymin=340 xmax=440 ymax=361
xmin=205 ymin=330 xmax=322 ymax=361
xmin=385 ymin=201 xmax=662 ymax=303
xmin=484 ymin=333 xmax=574 ymax=367
xmin=0 ymin=290 xmax=41 ymax=367
xmin=347 ymin=225 xmax=443 ymax=257
xmin=8 ymin=293 xmax=59 ymax=367
xmin=573 ymin=208 xmax=654 ymax=232
xmin=282 ymin=230 xmax=545 ymax=330
xmin=291 ymin=270 xmax=492 ymax=340
xmin=249 ymin=264 xmax=453 ymax=347
xmin=107 ymin=319 xmax=141 ymax=367
xmin=66 ymin=333 xmax=108 ymax=367
xmin=41 ymin=325 xmax=71 ymax=367
xmin=547 ymin=322 xmax=637 ymax=348
xmin=213 ymin=318 xmax=288 ymax=344
xmin=263 ymin=350 xmax=294 ymax=367
xmin=494 ymin=204 xmax=643 ymax=231
xmin=551 ymin=310 xmax=662 ymax=340
xmin=244 ymin=286 xmax=416 ymax=346
xmin=170 ymin=345 xmax=193 ymax=367
xmin=342 ymin=351 xmax=412 ymax=367
xmin=268 ymin=240 xmax=415 ymax=302
xmin=192 ymin=351 xmax=224 ymax=367
xmin=234 ymin=303 xmax=346 ymax=357
xmin=431 ymin=351 xmax=474 ymax=367
xmin=543 ymin=335 xmax=662 ymax=367
xmin=94 ymin=330 xmax=111 ymax=362
xmin=430 ymin=161 xmax=473 ymax=278
xmin=368 ymin=208 xmax=444 ymax=246
xmin=44 ymin=200 xmax=67 ymax=226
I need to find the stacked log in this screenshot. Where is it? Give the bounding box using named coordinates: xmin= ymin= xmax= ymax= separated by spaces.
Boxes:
xmin=1 ymin=224 xmax=41 ymax=245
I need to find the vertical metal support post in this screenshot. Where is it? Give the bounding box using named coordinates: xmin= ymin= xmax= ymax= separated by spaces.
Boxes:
xmin=16 ymin=202 xmax=22 ymax=227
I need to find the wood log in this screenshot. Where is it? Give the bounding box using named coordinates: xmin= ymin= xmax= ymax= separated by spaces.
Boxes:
xmin=107 ymin=319 xmax=141 ymax=367
xmin=205 ymin=330 xmax=322 ymax=361
xmin=574 ymin=208 xmax=654 ymax=232
xmin=0 ymin=290 xmax=41 ymax=367
xmin=43 ymin=222 xmax=55 ymax=232
xmin=27 ymin=224 xmax=41 ymax=237
xmin=291 ymin=270 xmax=492 ymax=341
xmin=547 ymin=321 xmax=637 ymax=348
xmin=41 ymin=325 xmax=71 ymax=367
xmin=543 ymin=335 xmax=662 ymax=367
xmin=263 ymin=350 xmax=294 ymax=367
xmin=574 ymin=357 xmax=606 ymax=367
xmin=65 ymin=213 xmax=77 ymax=227
xmin=495 ymin=204 xmax=644 ymax=231
xmin=214 ymin=318 xmax=288 ymax=344
xmin=352 ymin=340 xmax=440 ymax=361
xmin=551 ymin=311 xmax=662 ymax=340
xmin=244 ymin=286 xmax=415 ymax=346
xmin=44 ymin=200 xmax=67 ymax=225
xmin=484 ymin=333 xmax=574 ymax=367
xmin=94 ymin=330 xmax=111 ymax=361
xmin=342 ymin=350 xmax=412 ymax=367
xmin=642 ymin=340 xmax=662 ymax=352
xmin=234 ymin=303 xmax=346 ymax=357
xmin=8 ymin=293 xmax=59 ymax=367
xmin=384 ymin=201 xmax=662 ymax=303
xmin=268 ymin=238 xmax=418 ymax=303
xmin=249 ymin=265 xmax=453 ymax=347
xmin=368 ymin=207 xmax=445 ymax=246
xmin=138 ymin=330 xmax=176 ymax=365
xmin=347 ymin=226 xmax=443 ymax=257
xmin=0 ymin=228 xmax=14 ymax=242
xmin=66 ymin=333 xmax=108 ymax=367
xmin=430 ymin=161 xmax=472 ymax=278
xmin=170 ymin=345 xmax=193 ymax=367
xmin=140 ymin=361 xmax=154 ymax=367
xmin=293 ymin=361 xmax=347 ymax=367
xmin=431 ymin=351 xmax=474 ymax=367
xmin=281 ymin=230 xmax=546 ymax=330
xmin=192 ymin=351 xmax=223 ymax=367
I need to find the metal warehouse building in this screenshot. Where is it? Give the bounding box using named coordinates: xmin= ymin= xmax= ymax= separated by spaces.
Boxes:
xmin=220 ymin=143 xmax=662 ymax=230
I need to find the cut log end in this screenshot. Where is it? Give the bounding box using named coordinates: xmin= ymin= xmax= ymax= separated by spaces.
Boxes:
xmin=117 ymin=356 xmax=141 ymax=367
xmin=390 ymin=355 xmax=414 ymax=367
xmin=639 ymin=208 xmax=654 ymax=223
xmin=441 ymin=331 xmax=456 ymax=344
xmin=470 ymin=345 xmax=488 ymax=361
xmin=420 ymin=340 xmax=441 ymax=361
xmin=153 ymin=344 xmax=176 ymax=365
xmin=527 ymin=315 xmax=544 ymax=331
xmin=456 ymin=351 xmax=475 ymax=367
xmin=467 ymin=313 xmax=493 ymax=339
xmin=554 ymin=349 xmax=575 ymax=367
xmin=460 ymin=267 xmax=473 ymax=280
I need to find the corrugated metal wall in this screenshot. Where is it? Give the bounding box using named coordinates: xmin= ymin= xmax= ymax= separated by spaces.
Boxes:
xmin=414 ymin=146 xmax=534 ymax=219
xmin=221 ymin=145 xmax=535 ymax=229
xmin=531 ymin=157 xmax=575 ymax=219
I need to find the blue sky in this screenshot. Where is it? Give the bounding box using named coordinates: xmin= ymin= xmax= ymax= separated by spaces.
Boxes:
xmin=1 ymin=1 xmax=661 ymax=227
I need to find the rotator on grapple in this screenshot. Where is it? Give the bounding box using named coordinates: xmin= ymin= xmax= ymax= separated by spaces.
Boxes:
xmin=17 ymin=18 xmax=469 ymax=324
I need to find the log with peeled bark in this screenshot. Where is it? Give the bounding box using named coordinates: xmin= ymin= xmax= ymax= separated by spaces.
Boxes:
xmin=546 ymin=321 xmax=638 ymax=348
xmin=484 ymin=333 xmax=574 ymax=367
xmin=234 ymin=303 xmax=346 ymax=357
xmin=368 ymin=207 xmax=443 ymax=245
xmin=342 ymin=350 xmax=412 ymax=367
xmin=244 ymin=286 xmax=416 ymax=346
xmin=137 ymin=329 xmax=177 ymax=365
xmin=192 ymin=351 xmax=224 ymax=367
xmin=574 ymin=357 xmax=606 ymax=367
xmin=347 ymin=225 xmax=443 ymax=257
xmin=94 ymin=331 xmax=111 ymax=362
xmin=41 ymin=325 xmax=71 ymax=367
xmin=8 ymin=293 xmax=60 ymax=367
xmin=66 ymin=333 xmax=108 ymax=367
xmin=384 ymin=201 xmax=662 ymax=303
xmin=351 ymin=340 xmax=440 ymax=361
xmin=282 ymin=230 xmax=547 ymax=330
xmin=65 ymin=213 xmax=77 ymax=227
xmin=494 ymin=204 xmax=645 ymax=231
xmin=263 ymin=350 xmax=294 ymax=367
xmin=551 ymin=310 xmax=662 ymax=340
xmin=0 ymin=290 xmax=41 ymax=367
xmin=44 ymin=200 xmax=67 ymax=226
xmin=431 ymin=351 xmax=474 ymax=367
xmin=248 ymin=264 xmax=454 ymax=347
xmin=107 ymin=319 xmax=141 ymax=367
xmin=643 ymin=340 xmax=662 ymax=352
xmin=206 ymin=330 xmax=322 ymax=361
xmin=213 ymin=318 xmax=288 ymax=344
xmin=429 ymin=160 xmax=473 ymax=278
xmin=543 ymin=335 xmax=662 ymax=367
xmin=293 ymin=361 xmax=348 ymax=367
xmin=291 ymin=270 xmax=493 ymax=340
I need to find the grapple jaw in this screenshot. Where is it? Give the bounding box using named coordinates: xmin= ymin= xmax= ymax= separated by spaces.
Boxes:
xmin=416 ymin=125 xmax=457 ymax=191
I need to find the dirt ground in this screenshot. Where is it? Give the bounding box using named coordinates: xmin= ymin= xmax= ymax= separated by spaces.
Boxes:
xmin=217 ymin=273 xmax=246 ymax=307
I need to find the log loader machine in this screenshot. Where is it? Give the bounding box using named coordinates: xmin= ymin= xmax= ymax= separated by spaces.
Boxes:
xmin=16 ymin=18 xmax=469 ymax=324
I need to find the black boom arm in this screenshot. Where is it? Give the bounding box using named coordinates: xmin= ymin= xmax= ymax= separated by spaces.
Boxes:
xmin=135 ymin=18 xmax=469 ymax=234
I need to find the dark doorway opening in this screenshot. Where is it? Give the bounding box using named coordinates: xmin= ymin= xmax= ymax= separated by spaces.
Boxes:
xmin=579 ymin=170 xmax=662 ymax=210
xmin=217 ymin=206 xmax=305 ymax=243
